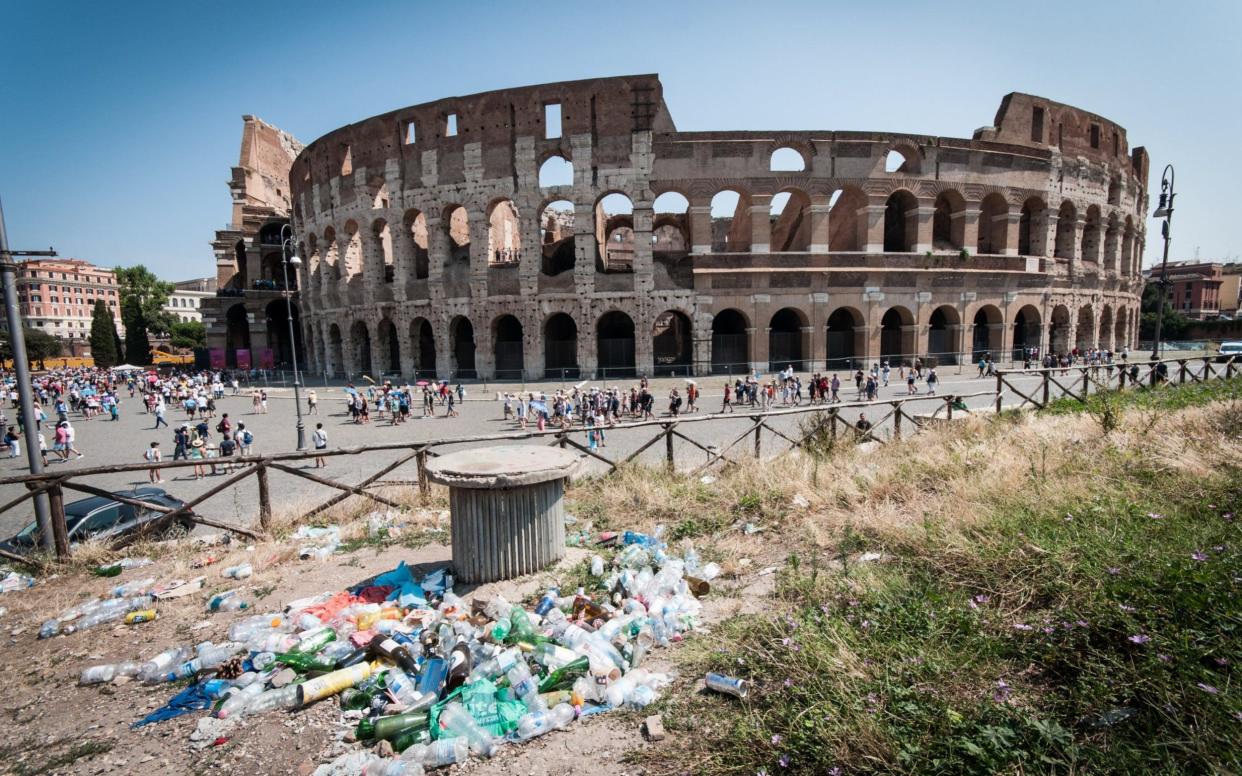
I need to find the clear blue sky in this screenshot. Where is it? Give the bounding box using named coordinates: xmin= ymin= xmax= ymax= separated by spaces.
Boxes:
xmin=2 ymin=0 xmax=1238 ymax=279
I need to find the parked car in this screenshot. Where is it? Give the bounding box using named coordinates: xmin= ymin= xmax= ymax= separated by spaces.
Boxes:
xmin=0 ymin=487 xmax=194 ymax=554
xmin=1217 ymin=341 xmax=1242 ymax=363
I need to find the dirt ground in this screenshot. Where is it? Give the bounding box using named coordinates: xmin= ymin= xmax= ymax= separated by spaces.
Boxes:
xmin=0 ymin=508 xmax=785 ymax=776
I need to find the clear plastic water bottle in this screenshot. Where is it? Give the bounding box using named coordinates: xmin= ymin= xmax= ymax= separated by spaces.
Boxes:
xmin=506 ymin=660 xmax=547 ymax=712
xmin=241 ymin=684 xmax=299 ymax=717
xmin=437 ymin=702 xmax=499 ymax=757
xmin=466 ymin=646 xmax=519 ymax=684
xmin=362 ymin=757 xmax=422 ymax=776
xmin=590 ymin=555 xmax=605 ymax=577
xmin=216 ymin=682 xmax=264 ymax=718
xmin=80 ymin=664 xmax=117 ymax=685
xmin=110 ymin=577 xmax=156 ymax=598
xmin=138 ymin=646 xmax=190 ymax=683
xmin=514 ymin=702 xmax=575 ymax=741
xmin=222 ymin=563 xmax=252 ymax=579
xmin=400 ymin=737 xmax=469 ymax=768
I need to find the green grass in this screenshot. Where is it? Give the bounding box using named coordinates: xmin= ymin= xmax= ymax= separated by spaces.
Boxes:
xmin=1045 ymin=374 xmax=1241 ymax=416
xmin=648 ymin=397 xmax=1241 ymax=774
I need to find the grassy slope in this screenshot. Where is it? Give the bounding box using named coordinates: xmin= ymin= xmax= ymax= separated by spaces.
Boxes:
xmin=595 ymin=378 xmax=1241 ymax=775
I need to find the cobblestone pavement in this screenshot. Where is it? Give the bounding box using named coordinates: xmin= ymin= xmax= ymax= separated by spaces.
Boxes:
xmin=0 ymin=366 xmax=1121 ymax=537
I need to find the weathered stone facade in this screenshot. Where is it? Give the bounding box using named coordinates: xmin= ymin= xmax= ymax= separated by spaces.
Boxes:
xmin=289 ymin=75 xmax=1148 ymax=380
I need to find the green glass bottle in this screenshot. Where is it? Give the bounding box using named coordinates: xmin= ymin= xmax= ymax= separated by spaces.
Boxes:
xmin=338 ymin=687 xmax=374 ymax=711
xmin=356 ymin=709 xmax=431 ymax=741
xmin=391 ymin=725 xmax=433 ymax=753
xmin=538 ymin=655 xmax=589 ymax=693
xmin=274 ymin=652 xmax=337 ymax=673
xmin=289 ymin=626 xmax=337 ymax=655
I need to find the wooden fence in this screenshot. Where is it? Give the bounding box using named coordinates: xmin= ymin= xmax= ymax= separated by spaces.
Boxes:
xmin=995 ymin=355 xmax=1236 ymax=412
xmin=1 ymin=355 xmax=1234 ymax=563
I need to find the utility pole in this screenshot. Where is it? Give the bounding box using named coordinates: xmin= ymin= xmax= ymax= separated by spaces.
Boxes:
xmin=0 ymin=197 xmax=57 ymax=551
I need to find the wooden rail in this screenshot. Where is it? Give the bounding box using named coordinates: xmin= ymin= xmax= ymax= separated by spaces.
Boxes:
xmin=2 ymin=354 xmax=1233 ymax=562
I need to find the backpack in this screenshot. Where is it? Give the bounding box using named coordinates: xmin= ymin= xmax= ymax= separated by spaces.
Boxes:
xmin=240 ymin=430 xmax=253 ymax=445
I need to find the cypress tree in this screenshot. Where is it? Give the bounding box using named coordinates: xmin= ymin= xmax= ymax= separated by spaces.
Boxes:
xmin=88 ymin=300 xmax=118 ymax=368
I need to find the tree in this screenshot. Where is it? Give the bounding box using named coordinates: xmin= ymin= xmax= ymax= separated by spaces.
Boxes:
xmin=0 ymin=327 xmax=63 ymax=370
xmin=116 ymin=265 xmax=174 ymax=365
xmin=169 ymin=320 xmax=206 ymax=351
xmin=1139 ymin=280 xmax=1189 ymax=341
xmin=88 ymin=300 xmax=119 ymax=368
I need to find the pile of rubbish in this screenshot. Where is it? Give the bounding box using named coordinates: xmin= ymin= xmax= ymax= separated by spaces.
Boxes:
xmin=74 ymin=526 xmax=713 ymax=774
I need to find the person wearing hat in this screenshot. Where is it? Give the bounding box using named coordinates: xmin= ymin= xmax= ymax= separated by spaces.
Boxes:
xmin=173 ymin=424 xmax=190 ymax=461
xmin=189 ymin=436 xmax=207 ymax=479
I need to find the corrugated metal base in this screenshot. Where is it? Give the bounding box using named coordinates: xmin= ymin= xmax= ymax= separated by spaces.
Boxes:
xmin=449 ymin=479 xmax=566 ymax=584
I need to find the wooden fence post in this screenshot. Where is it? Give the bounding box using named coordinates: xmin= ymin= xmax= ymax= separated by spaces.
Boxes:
xmin=46 ymin=482 xmax=70 ymax=560
xmin=1119 ymin=368 xmax=1127 ymax=390
xmin=995 ymin=371 xmax=1003 ymax=413
xmin=752 ymin=416 xmax=762 ymax=458
xmin=256 ymin=461 xmax=272 ymax=533
xmin=665 ymin=423 xmax=675 ymax=472
xmin=416 ymin=448 xmax=429 ymax=504
xmin=1178 ymin=359 xmax=1187 ymax=384
xmin=892 ymin=401 xmax=902 ymax=439
xmin=1042 ymin=371 xmax=1050 ymax=407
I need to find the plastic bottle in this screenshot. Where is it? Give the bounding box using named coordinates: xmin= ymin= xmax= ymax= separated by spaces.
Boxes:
xmin=138 ymin=646 xmax=190 ymax=683
xmin=533 ymin=643 xmax=578 ymax=671
xmin=400 ymin=737 xmax=469 ymax=768
xmin=208 ymin=591 xmax=249 ymax=612
xmin=590 ymin=555 xmax=605 ymax=577
xmin=437 ymin=702 xmax=499 ymax=757
xmin=216 ymin=682 xmax=264 ymax=718
xmin=80 ymin=664 xmax=117 ymax=685
xmin=507 ymin=605 xmax=536 ymax=643
xmin=383 ymin=669 xmax=422 ymax=707
xmin=538 ymin=655 xmax=589 ymax=693
xmin=125 ymin=609 xmax=157 ymax=625
xmin=241 ymin=684 xmax=300 ymax=716
xmin=161 ymin=644 xmax=239 ymax=682
xmin=489 ymin=618 xmax=510 ymax=642
xmin=110 ymin=577 xmax=156 ymax=598
xmin=534 ymin=587 xmax=559 ymax=616
xmin=39 ymin=620 xmax=61 ymax=639
xmin=514 ymin=702 xmax=575 ymax=741
xmin=228 ymin=613 xmax=289 ymax=642
xmin=506 ymin=659 xmax=547 ymax=712
xmin=222 ymin=563 xmax=252 ymax=579
xmin=466 ymin=646 xmax=519 ymax=684
xmin=363 ymin=758 xmax=423 ymax=776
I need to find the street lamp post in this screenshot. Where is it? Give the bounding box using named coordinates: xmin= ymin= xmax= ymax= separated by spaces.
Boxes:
xmin=280 ymin=224 xmax=306 ymax=450
xmin=1149 ymin=165 xmax=1176 ymax=361
xmin=0 ymin=196 xmax=58 ymax=552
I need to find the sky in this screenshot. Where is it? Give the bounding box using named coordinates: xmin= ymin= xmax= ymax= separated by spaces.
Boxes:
xmin=2 ymin=0 xmax=1239 ymax=280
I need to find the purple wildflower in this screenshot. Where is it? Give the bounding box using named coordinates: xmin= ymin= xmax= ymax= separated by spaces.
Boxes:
xmin=1043 ymin=626 xmax=1056 ymax=635
xmin=1192 ymin=550 xmax=1208 ymax=562
xmin=1107 ymin=567 xmax=1121 ymax=575
xmin=779 ymin=754 xmax=790 ymax=768
xmin=771 ymin=734 xmax=782 ymax=745
xmin=828 ymin=769 xmax=843 ymax=776
xmin=1196 ymin=683 xmax=1219 ymax=695
xmin=993 ymin=679 xmax=1012 ymax=702
xmin=1158 ymin=653 xmax=1171 ymax=663
xmin=973 ymin=594 xmax=990 ymax=604
xmin=1076 ymin=620 xmax=1089 ymax=628
xmin=1147 ymin=512 xmax=1164 ymax=519
xmin=1013 ymin=623 xmax=1034 ymax=631
xmin=783 ymin=678 xmax=793 ymax=688
xmin=1128 ymin=634 xmax=1150 ymax=644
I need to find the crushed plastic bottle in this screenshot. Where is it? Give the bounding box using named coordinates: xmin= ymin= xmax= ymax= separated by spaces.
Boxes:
xmin=400 ymin=737 xmax=469 ymax=769
xmin=437 ymin=702 xmax=499 ymax=757
xmin=514 ymin=702 xmax=575 ymax=741
xmin=222 ymin=563 xmax=252 ymax=579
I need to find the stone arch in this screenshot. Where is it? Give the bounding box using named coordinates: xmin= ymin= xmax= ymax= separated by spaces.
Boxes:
xmin=1019 ymin=197 xmax=1046 ymax=256
xmin=1076 ymin=306 xmax=1095 ymax=351
xmin=410 ymin=318 xmax=436 ymax=378
xmin=932 ymin=189 xmax=966 ymax=250
xmin=487 ymin=199 xmax=521 ymax=266
xmin=1099 ymin=305 xmax=1114 ymax=352
xmin=343 ymin=220 xmax=362 ymax=277
xmin=449 ymin=315 xmax=477 ymax=378
xmin=538 ymin=154 xmax=574 ymax=189
xmin=595 ymin=192 xmax=634 ymax=270
xmin=883 ymin=190 xmax=918 ymax=252
xmin=371 ymin=218 xmax=394 ymax=284
xmin=977 ymin=193 xmax=1010 ymax=255
xmin=653 ymin=192 xmax=691 ymax=260
xmin=350 ymin=319 xmax=372 ymax=376
xmin=443 ymin=205 xmax=471 ymax=263
xmin=769 ymin=146 xmax=807 ymax=172
xmin=544 ymin=312 xmax=579 ymax=378
xmin=1050 ymin=305 xmax=1071 ymax=354
xmin=883 ymin=143 xmax=923 ymax=175
xmin=710 ymin=188 xmax=752 ymax=252
xmin=492 ymin=314 xmax=524 ymax=379
xmin=1081 ymin=205 xmax=1102 ymax=263
xmin=225 ymin=303 xmax=250 ymax=368
xmin=1103 ymin=213 xmax=1120 ymax=273
xmin=652 ymin=309 xmax=693 ymax=376
xmin=263 ymin=299 xmax=302 ymax=367
xmin=768 ymin=307 xmax=807 ymax=372
xmin=596 ymin=310 xmax=636 ymax=377
xmin=1054 ymin=201 xmax=1076 ymax=260
xmin=1121 ymin=216 xmax=1135 ymax=276
xmin=826 ymin=306 xmax=865 ymax=369
xmin=711 ymin=308 xmax=749 ymax=374
xmin=927 ymin=305 xmax=961 ymax=365
xmin=376 ymin=317 xmax=400 ymax=374
xmin=881 ymin=306 xmax=915 ymax=364
xmin=327 ymin=323 xmax=344 ymax=376
xmin=828 ymin=186 xmax=867 ymax=252
xmin=404 ymin=210 xmax=430 ymax=280
xmin=769 ymin=188 xmax=812 ymax=252
xmin=538 ymin=199 xmax=576 ymax=276
xmin=1115 ymin=306 xmax=1130 ymax=350
xmin=323 ymin=226 xmax=339 ymax=280
xmin=231 ymin=239 xmax=248 ymax=289
xmin=1011 ymin=305 xmax=1042 ymax=360
xmin=972 ymin=304 xmax=1004 ymax=360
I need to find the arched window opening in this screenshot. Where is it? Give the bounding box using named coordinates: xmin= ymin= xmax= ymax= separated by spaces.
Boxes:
xmin=539 ymin=200 xmax=576 ymax=276
xmin=652 ymin=310 xmax=693 ymax=376
xmin=1011 ymin=305 xmax=1042 ymax=361
xmin=932 ymin=191 xmax=965 ymax=250
xmin=972 ymin=306 xmax=1003 ymax=361
xmin=538 ymin=155 xmax=574 ymax=189
xmin=768 ymin=308 xmax=806 ymax=372
xmin=769 ymin=147 xmax=806 ymax=172
xmin=884 ymin=150 xmax=908 ymax=173
xmin=653 ymin=192 xmax=691 ymax=261
xmin=1081 ymin=206 xmax=1102 ymax=263
xmin=1049 ymin=306 xmax=1071 ymax=354
xmin=883 ymin=191 xmax=918 ymax=252
xmin=493 ymin=315 xmax=524 ymax=379
xmin=350 ymin=321 xmax=372 ymax=376
xmin=880 ymin=307 xmax=914 ymax=365
xmin=595 ymin=193 xmax=634 ymax=272
xmin=828 ymin=187 xmax=867 ymax=252
xmin=1103 ymin=216 xmax=1120 ymax=273
xmin=406 ymin=211 xmax=430 ymax=280
xmin=327 ymin=324 xmax=344 ymax=377
xmin=1098 ymin=306 xmax=1115 ymax=352
xmin=710 ymin=189 xmax=751 ymax=252
xmin=225 ymin=304 xmax=250 ymax=368
xmin=769 ymin=189 xmax=812 ymax=252
xmin=372 ymin=220 xmax=394 ymax=283
xmin=446 ymin=206 xmax=470 ymax=262
xmin=928 ymin=306 xmax=960 ymax=365
xmin=450 ymin=317 xmax=476 ymax=378
xmin=977 ymin=193 xmax=1009 ymax=255
xmin=826 ymin=307 xmax=863 ymax=370
xmin=264 ymin=299 xmax=302 ymax=367
xmin=343 ymin=221 xmax=362 ymax=277
xmin=411 ymin=319 xmax=436 ymax=378
xmin=711 ymin=309 xmax=749 ymax=374
xmin=544 ymin=313 xmax=579 ymax=378
xmin=596 ymin=311 xmax=636 ymax=377
xmin=1018 ymin=198 xmax=1045 ymax=256
xmin=376 ymin=318 xmax=400 ymax=374
xmin=1054 ymin=201 xmax=1076 ymax=260
xmin=487 ymin=200 xmax=521 ymax=266
xmin=1076 ymin=307 xmax=1095 ymax=351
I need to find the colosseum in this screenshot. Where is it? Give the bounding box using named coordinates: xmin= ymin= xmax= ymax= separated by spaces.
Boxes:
xmin=286 ymin=74 xmax=1148 ymax=381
